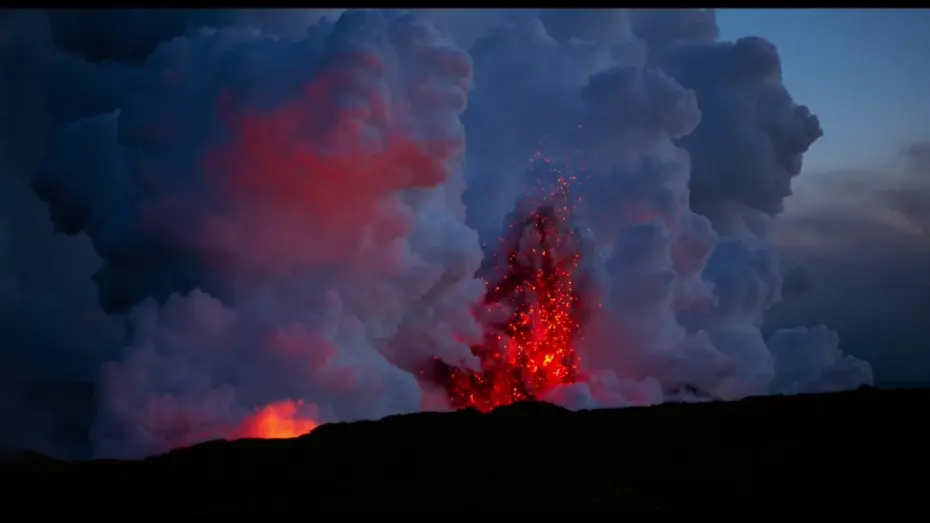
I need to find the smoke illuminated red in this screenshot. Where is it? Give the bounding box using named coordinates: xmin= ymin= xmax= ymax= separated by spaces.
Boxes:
xmin=434 ymin=178 xmax=585 ymax=412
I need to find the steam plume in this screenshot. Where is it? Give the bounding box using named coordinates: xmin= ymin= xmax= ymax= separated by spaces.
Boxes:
xmin=2 ymin=8 xmax=872 ymax=458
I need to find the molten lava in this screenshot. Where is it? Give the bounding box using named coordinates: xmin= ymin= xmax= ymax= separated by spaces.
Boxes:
xmin=435 ymin=179 xmax=586 ymax=412
xmin=237 ymin=400 xmax=319 ymax=439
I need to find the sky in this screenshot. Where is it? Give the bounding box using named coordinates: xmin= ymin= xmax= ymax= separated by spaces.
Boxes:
xmin=0 ymin=8 xmax=927 ymax=458
xmin=718 ymin=8 xmax=930 ymax=173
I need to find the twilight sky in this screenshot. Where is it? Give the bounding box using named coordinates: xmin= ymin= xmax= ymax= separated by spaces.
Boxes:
xmin=718 ymin=8 xmax=930 ymax=173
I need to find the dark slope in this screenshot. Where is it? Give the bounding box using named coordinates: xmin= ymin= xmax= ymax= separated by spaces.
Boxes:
xmin=3 ymin=387 xmax=929 ymax=511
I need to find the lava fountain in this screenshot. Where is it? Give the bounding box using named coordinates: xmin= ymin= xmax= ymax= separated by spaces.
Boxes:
xmin=433 ymin=177 xmax=588 ymax=412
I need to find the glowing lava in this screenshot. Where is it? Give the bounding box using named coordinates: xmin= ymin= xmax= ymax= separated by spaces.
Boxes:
xmin=237 ymin=400 xmax=319 ymax=439
xmin=435 ymin=178 xmax=586 ymax=412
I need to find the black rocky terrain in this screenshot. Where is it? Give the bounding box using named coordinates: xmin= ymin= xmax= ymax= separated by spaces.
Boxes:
xmin=2 ymin=386 xmax=928 ymax=512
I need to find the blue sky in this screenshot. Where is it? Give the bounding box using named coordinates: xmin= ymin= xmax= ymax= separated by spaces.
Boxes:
xmin=717 ymin=8 xmax=930 ymax=173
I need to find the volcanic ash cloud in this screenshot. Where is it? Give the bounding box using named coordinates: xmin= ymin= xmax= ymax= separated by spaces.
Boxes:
xmin=37 ymin=11 xmax=487 ymax=457
xmin=27 ymin=8 xmax=873 ymax=458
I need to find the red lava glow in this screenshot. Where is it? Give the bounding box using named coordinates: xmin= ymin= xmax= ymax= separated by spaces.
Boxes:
xmin=434 ymin=177 xmax=585 ymax=412
xmin=194 ymin=60 xmax=460 ymax=279
xmin=237 ymin=400 xmax=319 ymax=439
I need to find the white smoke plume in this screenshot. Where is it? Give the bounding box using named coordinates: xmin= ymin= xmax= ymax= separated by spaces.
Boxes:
xmin=2 ymin=8 xmax=872 ymax=458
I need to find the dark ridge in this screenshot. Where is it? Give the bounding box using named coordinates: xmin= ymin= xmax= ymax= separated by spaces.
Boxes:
xmin=3 ymin=387 xmax=928 ymax=511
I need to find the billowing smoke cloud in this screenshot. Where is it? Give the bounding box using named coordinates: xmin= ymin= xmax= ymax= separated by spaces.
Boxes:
xmin=458 ymin=8 xmax=870 ymax=406
xmin=0 ymin=10 xmax=125 ymax=457
xmin=33 ymin=10 xmax=489 ymax=457
xmin=2 ymin=8 xmax=873 ymax=458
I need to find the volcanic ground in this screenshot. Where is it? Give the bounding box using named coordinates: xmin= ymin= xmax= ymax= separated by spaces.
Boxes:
xmin=3 ymin=386 xmax=928 ymax=512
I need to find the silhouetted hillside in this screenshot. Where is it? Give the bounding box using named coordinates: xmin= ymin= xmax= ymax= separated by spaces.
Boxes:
xmin=3 ymin=387 xmax=928 ymax=511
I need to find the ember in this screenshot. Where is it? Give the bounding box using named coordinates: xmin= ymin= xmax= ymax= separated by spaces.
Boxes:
xmin=434 ymin=178 xmax=586 ymax=412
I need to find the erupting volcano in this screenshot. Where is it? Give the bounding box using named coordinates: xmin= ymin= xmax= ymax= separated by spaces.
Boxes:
xmin=434 ymin=178 xmax=588 ymax=412
xmin=12 ymin=8 xmax=878 ymax=461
